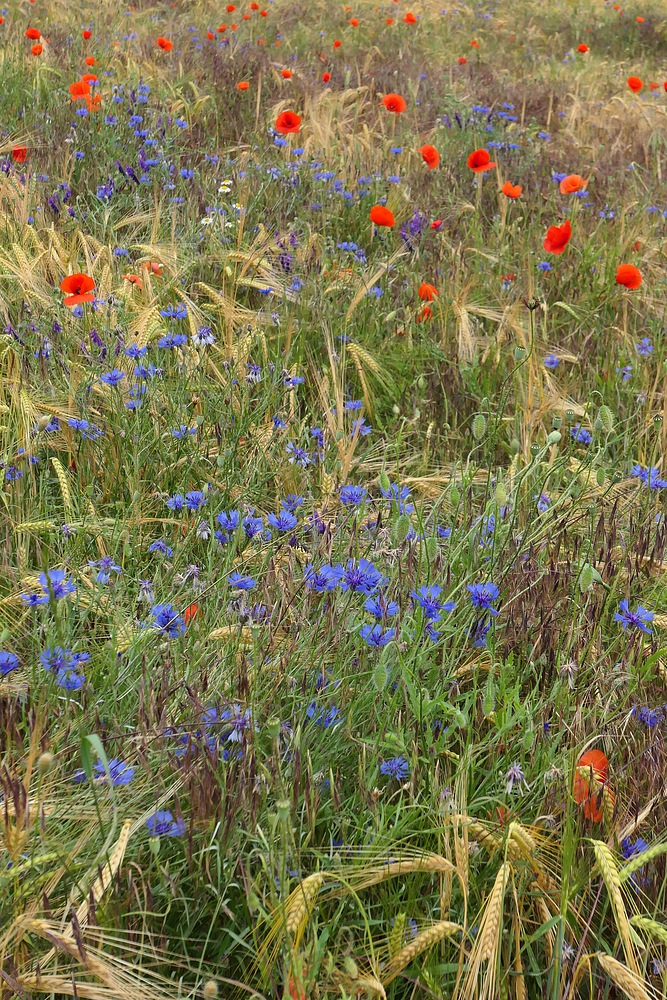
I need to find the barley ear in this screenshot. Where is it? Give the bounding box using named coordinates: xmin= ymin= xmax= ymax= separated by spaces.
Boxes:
xmin=592 ymin=841 xmax=638 ymax=975
xmin=596 ymin=953 xmax=653 ymax=1000
xmin=382 ymin=920 xmax=462 ymax=987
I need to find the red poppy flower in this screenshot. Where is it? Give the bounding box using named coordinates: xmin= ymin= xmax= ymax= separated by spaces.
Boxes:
xmin=559 ymin=173 xmax=585 ymax=194
xmin=156 ymin=37 xmax=173 ymax=50
xmin=227 ymin=3 xmax=236 ymax=10
xmin=260 ymin=9 xmax=268 ymax=15
xmin=86 ymin=93 xmax=101 ymax=111
xmin=81 ymin=72 xmax=98 ymax=84
xmin=664 ymin=82 xmax=667 ymax=92
xmin=543 ymin=220 xmax=572 ymax=254
xmin=12 ymin=146 xmax=28 ymax=162
xmin=184 ymin=602 xmax=199 ymax=624
xmin=458 ymin=56 xmax=467 ymax=64
xmin=573 ymin=749 xmax=609 ymax=822
xmin=243 ymin=13 xmax=251 ymax=19
xmin=275 ymin=110 xmax=301 ymax=133
xmin=403 ymin=12 xmax=417 ymax=23
xmin=501 ymin=181 xmax=522 ymax=198
xmin=471 ymin=39 xmax=479 ymax=47
xmin=418 ymin=282 xmax=438 ymax=301
xmin=615 ymin=264 xmax=642 ymax=289
xmin=349 ymin=18 xmax=359 ymax=26
xmin=142 ymin=262 xmax=163 ymax=276
xmin=322 ymin=71 xmax=331 ymax=82
xmin=386 ymin=18 xmax=394 ymax=24
xmin=650 ymin=81 xmax=659 ymax=90
xmin=31 ymin=44 xmax=43 ymax=55
xmin=430 ymin=219 xmax=443 ymax=230
xmin=577 ymin=43 xmax=589 ymax=52
xmin=60 ymin=273 xmax=95 ymax=307
xmin=419 ymin=144 xmax=440 ymax=169
xmin=333 ymin=39 xmax=341 ymax=48
xmin=467 ymin=148 xmax=496 ymax=172
xmin=416 ymin=305 xmax=432 ymax=323
xmin=281 ymin=68 xmax=292 ymax=78
xmin=250 ymin=2 xmax=259 ymax=8
xmin=207 ymin=31 xmax=214 ymax=39
xmin=382 ymin=92 xmax=406 ymax=113
xmin=82 ymin=29 xmax=92 ymax=39
xmin=122 ymin=274 xmax=143 ymax=287
xmin=217 ymin=23 xmax=227 ymax=31
xmin=636 ymin=15 xmax=644 ymax=22
xmin=237 ymin=80 xmax=250 ymax=90
xmin=85 ymin=55 xmax=95 ymax=65
xmin=70 ymin=79 xmax=91 ymax=99
xmin=370 ymin=204 xmax=395 ymax=227
xmin=25 ymin=27 xmax=41 ymax=39
xmin=627 ymin=75 xmax=643 ymax=92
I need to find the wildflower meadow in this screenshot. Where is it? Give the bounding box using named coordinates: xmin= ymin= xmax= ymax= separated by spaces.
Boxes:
xmin=2 ymin=0 xmax=667 ymax=997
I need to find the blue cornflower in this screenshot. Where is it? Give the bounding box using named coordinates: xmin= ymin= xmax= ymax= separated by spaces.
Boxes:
xmin=338 ymin=558 xmax=386 ymax=595
xmin=411 ymin=585 xmax=456 ymax=620
xmin=360 ymin=623 xmax=395 ymax=647
xmin=145 ymin=810 xmax=186 ymax=837
xmin=618 ymin=365 xmax=633 ymax=382
xmin=536 ymin=493 xmax=551 ymax=513
xmin=88 ymin=556 xmax=121 ymax=584
xmin=22 ymin=569 xmax=76 ymax=605
xmin=621 ymin=837 xmax=649 ymax=860
xmin=150 ymin=603 xmax=186 ymax=638
xmin=228 ymin=572 xmax=257 ymax=590
xmin=340 ymin=484 xmax=367 ymax=506
xmin=380 ymin=483 xmax=414 ymax=514
xmin=192 ymin=326 xmax=215 ymax=347
xmin=159 ymin=304 xmax=188 ymax=320
xmin=632 ymin=706 xmax=663 ymax=727
xmin=364 ymin=595 xmax=399 ymax=618
xmin=306 ymin=702 xmax=342 ymax=727
xmin=94 ymin=759 xmax=135 ymax=786
xmin=470 ymin=620 xmax=491 ymax=647
xmin=166 ymin=494 xmax=185 ymax=510
xmin=614 ymin=600 xmax=653 ymax=634
xmin=0 ymin=651 xmax=19 ymax=676
xmin=631 ymin=465 xmax=667 ymax=489
xmin=56 ymin=670 xmax=85 ymax=690
xmin=267 ymin=510 xmax=298 ymax=531
xmin=157 ymin=333 xmax=188 ymax=349
xmin=304 ymin=563 xmax=342 ymax=591
xmin=99 ymin=369 xmax=125 ymax=386
xmin=148 ymin=539 xmax=173 ymax=557
xmin=467 ymin=582 xmax=500 ymax=616
xmin=282 ymin=494 xmax=305 ymax=513
xmin=636 ymin=338 xmax=653 ymax=357
xmin=172 ymin=425 xmax=197 ymax=438
xmin=379 ymin=756 xmax=410 ymax=780
xmin=544 ymin=354 xmax=559 ymax=369
xmin=125 ymin=343 xmax=147 ymax=358
xmin=286 ymin=441 xmax=312 ymax=467
xmin=537 ymin=261 xmax=552 ymax=272
xmin=570 ymin=424 xmax=592 ymax=444
xmin=243 ymin=512 xmax=264 ymax=538
xmin=351 ymin=417 xmax=372 ymax=438
xmin=216 ymin=510 xmax=241 ymax=532
xmin=185 ymin=491 xmax=207 ymax=510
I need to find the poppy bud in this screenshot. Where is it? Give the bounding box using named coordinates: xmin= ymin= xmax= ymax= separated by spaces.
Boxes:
xmin=203 ymin=985 xmax=217 ymax=1000
xmin=597 ymin=405 xmax=614 ymax=433
xmin=495 ymin=482 xmax=508 ymax=506
xmin=547 ymin=430 xmax=561 ymax=445
xmin=596 ymin=467 xmax=606 ymax=487
xmin=509 ymin=438 xmax=520 ymax=455
xmin=472 ymin=414 xmax=486 ymax=440
xmin=38 ymin=752 xmax=55 ymax=775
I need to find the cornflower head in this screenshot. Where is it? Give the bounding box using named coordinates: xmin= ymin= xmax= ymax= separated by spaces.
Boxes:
xmin=467 ymin=582 xmax=500 ymax=615
xmin=22 ymin=569 xmax=77 ymax=605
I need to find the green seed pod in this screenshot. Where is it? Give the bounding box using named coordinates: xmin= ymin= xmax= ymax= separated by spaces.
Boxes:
xmin=216 ymin=455 xmax=225 ymax=468
xmin=514 ymin=346 xmax=526 ymax=361
xmin=552 ymin=416 xmax=562 ymax=430
xmin=472 ymin=414 xmax=486 ymax=440
xmin=417 ymin=375 xmax=427 ymax=391
xmin=547 ymin=430 xmax=561 ymax=445
xmin=38 ymin=752 xmax=55 ymax=775
xmin=36 ymin=414 xmax=52 ymax=432
xmin=392 ymin=514 xmax=412 ymax=546
xmin=565 ymin=409 xmax=575 ymax=423
xmin=267 ymin=717 xmax=281 ymax=740
xmin=530 ymin=443 xmax=540 ymax=456
xmin=597 ymin=405 xmax=614 ymax=433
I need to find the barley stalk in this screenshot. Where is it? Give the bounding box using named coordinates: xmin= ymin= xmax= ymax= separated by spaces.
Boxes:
xmin=51 ymin=457 xmax=74 ymax=518
xmin=596 ymin=953 xmax=652 ymax=1000
xmin=592 ymin=841 xmax=638 ymax=974
xmin=347 ymin=853 xmax=455 ymax=892
xmin=382 ymin=920 xmax=461 ymax=986
xmin=513 ymin=912 xmax=526 ymax=1000
xmin=630 ymin=914 xmax=667 ymax=945
xmin=620 ymin=843 xmax=667 ymax=881
xmin=356 ymin=976 xmax=386 ymax=998
xmin=457 ymin=862 xmax=511 ymax=1000
xmin=283 ymin=872 xmax=325 ymax=947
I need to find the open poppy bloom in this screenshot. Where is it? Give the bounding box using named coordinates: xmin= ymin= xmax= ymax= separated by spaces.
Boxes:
xmin=403 ymin=11 xmax=417 ymax=23
xmin=184 ymin=602 xmax=199 ymax=624
xmin=11 ymin=147 xmax=28 ymax=162
xmin=85 ymin=55 xmax=95 ymax=66
xmin=81 ymin=72 xmax=98 ymax=85
xmin=156 ymin=37 xmax=173 ymax=50
xmin=142 ymin=262 xmax=163 ymax=276
xmin=543 ymin=219 xmax=572 ymax=254
xmin=501 ymin=181 xmax=522 ymax=198
xmin=322 ymin=71 xmax=331 ymax=82
xmin=86 ymin=93 xmax=102 ymax=111
xmin=70 ymin=79 xmax=91 ymax=100
xmin=559 ymin=173 xmax=585 ymax=194
xmin=467 ymin=148 xmax=496 ymax=173
xmin=122 ymin=274 xmax=143 ymax=287
xmin=627 ymin=75 xmax=643 ymax=93
xmin=615 ymin=264 xmax=642 ymax=289
xmin=60 ymin=273 xmax=95 ymax=307
xmin=458 ymin=56 xmax=467 ymax=64
xmin=82 ymin=29 xmax=92 ymax=39
xmin=31 ymin=44 xmax=43 ymax=55
xmin=370 ymin=205 xmax=395 ymax=227
xmin=430 ymin=219 xmax=443 ymax=230
xmin=573 ymin=749 xmax=609 ymax=822
xmin=349 ymin=18 xmax=359 ymax=26
xmin=418 ymin=282 xmax=438 ymax=301
xmin=25 ymin=27 xmax=41 ymax=39
xmin=419 ymin=144 xmax=440 ymax=169
xmin=275 ymin=110 xmax=301 ymax=133
xmin=237 ymin=81 xmax=250 ymax=90
xmin=333 ymin=39 xmax=341 ymax=48
xmin=416 ymin=306 xmax=432 ymax=323
xmin=577 ymin=43 xmax=589 ymax=53
xmin=382 ymin=92 xmax=406 ymax=113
